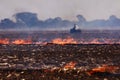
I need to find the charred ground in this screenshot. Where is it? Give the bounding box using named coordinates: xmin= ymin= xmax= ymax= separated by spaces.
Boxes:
xmin=0 ymin=44 xmax=120 ymax=80
xmin=0 ymin=31 xmax=120 ymax=80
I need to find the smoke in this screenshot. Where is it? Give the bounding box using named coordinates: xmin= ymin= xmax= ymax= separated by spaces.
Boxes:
xmin=0 ymin=12 xmax=120 ymax=30
xmin=1 ymin=0 xmax=120 ymax=21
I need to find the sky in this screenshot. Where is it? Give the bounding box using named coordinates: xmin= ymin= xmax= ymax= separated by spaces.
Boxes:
xmin=0 ymin=0 xmax=120 ymax=21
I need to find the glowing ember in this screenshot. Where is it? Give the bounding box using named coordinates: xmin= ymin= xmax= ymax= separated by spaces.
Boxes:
xmin=87 ymin=65 xmax=119 ymax=75
xmin=64 ymin=61 xmax=77 ymax=70
xmin=52 ymin=37 xmax=77 ymax=45
xmin=0 ymin=38 xmax=9 ymax=44
xmin=12 ymin=39 xmax=32 ymax=44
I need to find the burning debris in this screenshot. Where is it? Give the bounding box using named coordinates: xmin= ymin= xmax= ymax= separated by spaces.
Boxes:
xmin=63 ymin=61 xmax=77 ymax=70
xmin=87 ymin=64 xmax=119 ymax=76
xmin=51 ymin=37 xmax=77 ymax=45
xmin=1 ymin=38 xmax=120 ymax=45
xmin=0 ymin=38 xmax=9 ymax=44
xmin=12 ymin=39 xmax=32 ymax=44
xmin=1 ymin=34 xmax=120 ymax=45
xmin=0 ymin=38 xmax=32 ymax=44
xmin=90 ymin=38 xmax=101 ymax=44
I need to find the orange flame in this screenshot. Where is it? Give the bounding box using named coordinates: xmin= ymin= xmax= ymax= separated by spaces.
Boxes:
xmin=87 ymin=65 xmax=119 ymax=76
xmin=90 ymin=38 xmax=101 ymax=44
xmin=52 ymin=37 xmax=77 ymax=45
xmin=12 ymin=39 xmax=32 ymax=44
xmin=0 ymin=37 xmax=120 ymax=44
xmin=64 ymin=61 xmax=77 ymax=69
xmin=0 ymin=38 xmax=9 ymax=44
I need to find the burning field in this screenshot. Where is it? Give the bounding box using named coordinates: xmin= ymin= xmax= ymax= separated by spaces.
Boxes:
xmin=0 ymin=31 xmax=120 ymax=80
xmin=0 ymin=44 xmax=120 ymax=80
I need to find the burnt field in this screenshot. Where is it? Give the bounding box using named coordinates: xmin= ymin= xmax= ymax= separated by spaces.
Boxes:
xmin=0 ymin=44 xmax=120 ymax=80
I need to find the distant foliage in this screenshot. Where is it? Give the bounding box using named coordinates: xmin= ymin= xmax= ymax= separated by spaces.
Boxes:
xmin=0 ymin=12 xmax=120 ymax=30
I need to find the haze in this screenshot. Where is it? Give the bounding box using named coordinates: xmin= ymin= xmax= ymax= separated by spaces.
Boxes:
xmin=0 ymin=0 xmax=120 ymax=21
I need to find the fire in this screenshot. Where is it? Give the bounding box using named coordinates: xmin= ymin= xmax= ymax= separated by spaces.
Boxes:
xmin=52 ymin=37 xmax=77 ymax=45
xmin=90 ymin=38 xmax=101 ymax=44
xmin=64 ymin=61 xmax=77 ymax=70
xmin=0 ymin=38 xmax=9 ymax=44
xmin=1 ymin=37 xmax=120 ymax=45
xmin=12 ymin=39 xmax=32 ymax=44
xmin=87 ymin=64 xmax=119 ymax=76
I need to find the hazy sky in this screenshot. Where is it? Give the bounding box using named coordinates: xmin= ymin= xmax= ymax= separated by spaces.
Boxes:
xmin=0 ymin=0 xmax=120 ymax=21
